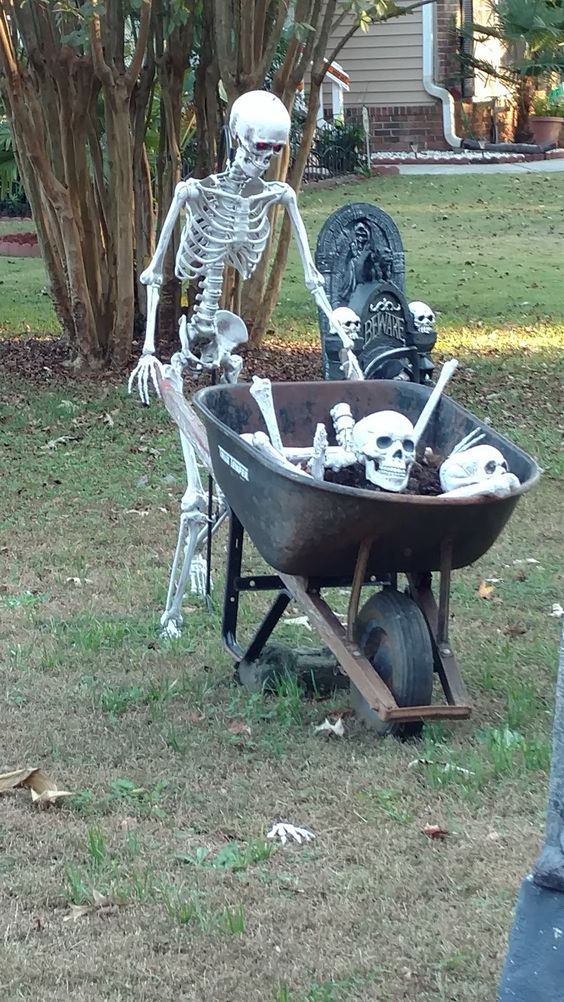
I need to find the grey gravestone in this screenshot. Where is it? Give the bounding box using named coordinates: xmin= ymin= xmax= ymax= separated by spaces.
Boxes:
xmin=499 ymin=627 xmax=564 ymax=1000
xmin=316 ymin=202 xmax=416 ymax=379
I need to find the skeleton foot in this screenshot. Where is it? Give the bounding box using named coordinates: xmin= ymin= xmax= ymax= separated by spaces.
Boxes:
xmin=160 ymin=611 xmax=183 ymax=639
xmin=189 ymin=553 xmax=209 ymax=597
xmin=128 ymin=353 xmax=165 ymax=405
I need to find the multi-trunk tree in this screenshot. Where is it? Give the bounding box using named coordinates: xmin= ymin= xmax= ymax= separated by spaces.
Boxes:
xmin=0 ymin=0 xmax=429 ymax=366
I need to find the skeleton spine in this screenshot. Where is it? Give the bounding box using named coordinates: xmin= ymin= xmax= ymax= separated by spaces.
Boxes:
xmin=184 ymin=165 xmax=248 ymax=344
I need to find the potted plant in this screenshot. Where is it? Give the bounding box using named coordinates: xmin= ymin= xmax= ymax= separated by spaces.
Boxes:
xmin=529 ymin=93 xmax=564 ymax=144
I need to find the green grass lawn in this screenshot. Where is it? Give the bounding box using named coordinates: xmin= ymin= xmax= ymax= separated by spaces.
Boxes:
xmin=0 ymin=173 xmax=563 ymax=1001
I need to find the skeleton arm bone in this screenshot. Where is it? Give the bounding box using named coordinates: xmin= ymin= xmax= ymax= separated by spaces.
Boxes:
xmin=279 ymin=184 xmax=353 ymax=350
xmin=130 ymin=181 xmax=200 ymax=403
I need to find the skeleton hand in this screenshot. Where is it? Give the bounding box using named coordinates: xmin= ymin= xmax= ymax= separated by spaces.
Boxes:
xmin=128 ymin=353 xmax=165 ymax=405
xmin=189 ymin=554 xmax=208 ymax=597
xmin=339 ymin=348 xmax=364 ymax=381
xmin=266 ymin=821 xmax=315 ymax=846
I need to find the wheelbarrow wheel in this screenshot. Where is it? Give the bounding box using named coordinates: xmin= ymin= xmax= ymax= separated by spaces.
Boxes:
xmin=352 ymin=588 xmax=434 ymax=739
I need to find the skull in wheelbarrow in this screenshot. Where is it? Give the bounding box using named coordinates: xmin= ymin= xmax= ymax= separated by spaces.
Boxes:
xmin=351 ymin=410 xmax=416 ymax=491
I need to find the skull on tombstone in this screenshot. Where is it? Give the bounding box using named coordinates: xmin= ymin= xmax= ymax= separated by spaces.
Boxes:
xmin=230 ymin=92 xmax=291 ymax=179
xmin=351 ymin=411 xmax=416 ymax=492
xmin=439 ymin=444 xmax=510 ymax=493
xmin=330 ymin=306 xmax=362 ymax=342
xmin=408 ymin=301 xmax=436 ymax=335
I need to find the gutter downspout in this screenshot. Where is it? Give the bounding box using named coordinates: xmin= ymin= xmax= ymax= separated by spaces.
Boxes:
xmin=422 ymin=2 xmax=462 ymax=148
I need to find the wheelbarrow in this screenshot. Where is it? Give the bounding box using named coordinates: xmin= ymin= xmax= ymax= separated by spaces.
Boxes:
xmin=188 ymin=379 xmax=539 ymax=737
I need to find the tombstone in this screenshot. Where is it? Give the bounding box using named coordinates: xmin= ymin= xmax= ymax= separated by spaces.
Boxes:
xmin=315 ymin=202 xmax=436 ymax=382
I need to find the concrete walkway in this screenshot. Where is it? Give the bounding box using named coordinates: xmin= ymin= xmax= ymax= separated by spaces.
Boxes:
xmin=399 ymin=158 xmax=564 ymax=175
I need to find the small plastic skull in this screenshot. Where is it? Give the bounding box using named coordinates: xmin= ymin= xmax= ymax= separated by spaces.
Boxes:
xmin=230 ymin=91 xmax=291 ymax=179
xmin=409 ymin=301 xmax=436 ymax=335
xmin=440 ymin=444 xmax=510 ymax=493
xmin=351 ymin=410 xmax=416 ymax=492
xmin=330 ymin=306 xmax=362 ymax=342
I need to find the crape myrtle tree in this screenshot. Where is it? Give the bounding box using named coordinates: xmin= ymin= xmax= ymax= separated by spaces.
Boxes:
xmin=0 ymin=0 xmax=430 ymax=367
xmin=211 ymin=0 xmax=434 ymax=343
xmin=0 ymin=0 xmax=200 ymax=367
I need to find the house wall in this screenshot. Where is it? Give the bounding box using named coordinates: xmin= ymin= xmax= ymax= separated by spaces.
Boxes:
xmin=321 ymin=1 xmax=460 ymax=149
xmin=324 ymin=6 xmax=431 ymax=110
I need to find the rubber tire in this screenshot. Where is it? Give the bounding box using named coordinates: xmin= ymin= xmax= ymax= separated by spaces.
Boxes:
xmin=351 ymin=588 xmax=434 ymax=739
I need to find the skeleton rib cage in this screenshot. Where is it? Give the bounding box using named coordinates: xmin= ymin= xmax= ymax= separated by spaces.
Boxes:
xmin=175 ymin=180 xmax=280 ymax=285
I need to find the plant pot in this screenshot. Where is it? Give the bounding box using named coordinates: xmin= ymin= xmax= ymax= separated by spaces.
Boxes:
xmin=530 ymin=116 xmax=563 ymax=145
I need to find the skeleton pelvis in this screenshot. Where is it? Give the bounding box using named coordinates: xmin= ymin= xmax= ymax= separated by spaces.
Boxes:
xmin=192 ymin=310 xmax=249 ymax=361
xmin=215 ymin=310 xmax=249 ymax=351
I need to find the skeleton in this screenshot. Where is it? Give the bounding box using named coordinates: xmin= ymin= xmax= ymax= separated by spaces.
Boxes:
xmin=329 ymin=308 xmax=364 ymax=381
xmin=408 ymin=301 xmax=436 ymax=335
xmin=129 ymin=91 xmax=359 ymax=637
xmin=440 ymin=443 xmax=520 ymax=498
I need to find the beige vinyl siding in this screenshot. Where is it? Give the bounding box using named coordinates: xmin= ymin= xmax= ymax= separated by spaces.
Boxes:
xmin=325 ymin=8 xmax=433 ymax=107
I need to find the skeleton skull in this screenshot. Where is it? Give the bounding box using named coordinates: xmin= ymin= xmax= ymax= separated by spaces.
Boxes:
xmin=440 ymin=444 xmax=510 ymax=493
xmin=230 ymin=91 xmax=291 ymax=179
xmin=330 ymin=306 xmax=362 ymax=341
xmin=409 ymin=301 xmax=436 ymax=335
xmin=351 ymin=411 xmax=416 ymax=492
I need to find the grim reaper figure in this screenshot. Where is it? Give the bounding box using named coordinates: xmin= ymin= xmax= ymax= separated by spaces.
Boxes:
xmin=129 ymin=90 xmax=358 ymax=637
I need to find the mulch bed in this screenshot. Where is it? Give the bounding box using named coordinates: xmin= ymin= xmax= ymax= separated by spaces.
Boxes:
xmin=0 ymin=332 xmax=323 ymax=387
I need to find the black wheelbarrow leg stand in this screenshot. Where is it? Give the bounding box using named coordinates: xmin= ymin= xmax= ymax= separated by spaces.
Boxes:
xmin=222 ymin=511 xmax=292 ymax=664
xmin=222 ymin=510 xmax=470 ymax=725
xmin=407 ymin=537 xmax=470 ymax=710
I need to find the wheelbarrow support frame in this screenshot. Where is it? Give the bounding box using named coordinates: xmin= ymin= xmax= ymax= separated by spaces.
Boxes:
xmin=222 ymin=510 xmax=471 ymax=724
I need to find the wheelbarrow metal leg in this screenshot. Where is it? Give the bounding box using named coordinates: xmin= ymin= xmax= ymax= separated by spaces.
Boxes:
xmin=239 ymin=590 xmax=292 ymax=666
xmin=222 ymin=511 xmax=245 ymax=660
xmin=408 ymin=547 xmax=471 ymax=713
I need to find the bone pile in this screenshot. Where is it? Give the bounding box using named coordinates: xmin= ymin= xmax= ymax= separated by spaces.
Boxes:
xmin=241 ymin=364 xmax=521 ymax=500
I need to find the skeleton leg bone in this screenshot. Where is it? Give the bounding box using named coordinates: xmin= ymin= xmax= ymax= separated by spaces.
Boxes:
xmin=160 ymin=432 xmax=208 ymax=638
xmin=249 ymin=377 xmax=284 ymax=453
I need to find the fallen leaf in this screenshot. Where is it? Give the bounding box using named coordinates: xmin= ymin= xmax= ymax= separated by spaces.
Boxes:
xmin=227 ymin=720 xmax=251 ymax=736
xmin=0 ymin=767 xmax=73 ymax=806
xmin=422 ymin=823 xmax=449 ymax=840
xmin=63 ymin=891 xmax=125 ymax=922
xmin=314 ymin=717 xmax=345 ymax=738
xmin=31 ymin=788 xmax=75 ymax=808
xmin=477 ymin=581 xmax=495 ymax=600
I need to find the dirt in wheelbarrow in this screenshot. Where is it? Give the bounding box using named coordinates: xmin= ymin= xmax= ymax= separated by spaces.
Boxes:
xmin=325 ymin=457 xmax=443 ymax=496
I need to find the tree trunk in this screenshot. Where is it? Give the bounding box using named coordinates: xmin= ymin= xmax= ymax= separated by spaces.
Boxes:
xmin=249 ymin=81 xmax=322 ymax=346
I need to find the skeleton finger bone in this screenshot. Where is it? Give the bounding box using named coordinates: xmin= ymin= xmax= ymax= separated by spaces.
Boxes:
xmin=249 ymin=377 xmax=284 ymax=453
xmin=128 ymin=354 xmax=165 ymax=405
xmin=448 ymin=428 xmax=486 ymax=456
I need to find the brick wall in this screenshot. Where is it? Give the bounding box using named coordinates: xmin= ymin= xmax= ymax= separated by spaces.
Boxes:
xmin=436 ymin=0 xmax=463 ymax=93
xmin=346 ymin=103 xmax=448 ymax=150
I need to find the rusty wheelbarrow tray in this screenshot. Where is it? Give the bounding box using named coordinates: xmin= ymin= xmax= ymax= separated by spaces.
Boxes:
xmin=189 ymin=379 xmax=540 ymax=735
